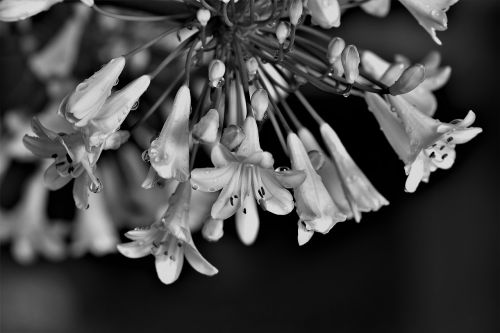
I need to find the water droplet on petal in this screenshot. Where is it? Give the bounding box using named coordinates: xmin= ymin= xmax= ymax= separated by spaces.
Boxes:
xmin=208 ymin=187 xmax=216 ymax=192
xmin=89 ymin=178 xmax=103 ymax=193
xmin=192 ymin=184 xmax=199 ymax=190
xmin=275 ymin=166 xmax=290 ymax=172
xmin=131 ymin=100 xmax=139 ymax=111
xmin=114 ymin=78 xmax=119 ymax=86
xmin=141 ymin=150 xmax=150 ymax=163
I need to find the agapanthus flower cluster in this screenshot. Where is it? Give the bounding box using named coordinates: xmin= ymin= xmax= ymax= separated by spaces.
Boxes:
xmin=2 ymin=0 xmax=481 ymax=284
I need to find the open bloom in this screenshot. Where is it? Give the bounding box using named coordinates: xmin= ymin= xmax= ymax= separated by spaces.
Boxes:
xmin=0 ymin=0 xmax=65 ymax=22
xmin=366 ymin=93 xmax=481 ymax=192
xmin=148 ymin=85 xmax=191 ymax=182
xmin=117 ymin=182 xmax=218 ymax=284
xmin=23 ymin=118 xmax=127 ymax=208
xmin=362 ymin=50 xmax=451 ymax=116
xmin=191 ymin=116 xmax=306 ymax=221
xmin=287 ymin=132 xmax=347 ymax=245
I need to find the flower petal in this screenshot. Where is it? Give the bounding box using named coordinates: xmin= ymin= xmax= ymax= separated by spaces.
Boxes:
xmin=235 ymin=195 xmax=260 ymax=245
xmin=72 ymin=173 xmax=90 ymax=209
xmin=211 ymin=165 xmax=243 ymax=219
xmin=44 ymin=163 xmax=72 ymax=190
xmin=298 ymin=221 xmax=314 ymax=246
xmin=190 ymin=164 xmax=237 ymax=192
xmin=116 ymin=241 xmax=151 ymax=259
xmin=155 ymin=247 xmax=185 ymax=284
xmin=255 ymin=168 xmax=295 ymax=215
xmin=184 ymin=241 xmax=218 ymax=276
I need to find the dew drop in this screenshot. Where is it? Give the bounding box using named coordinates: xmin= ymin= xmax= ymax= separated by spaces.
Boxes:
xmin=89 ymin=178 xmax=103 ymax=193
xmin=192 ymin=184 xmax=199 ymax=190
xmin=141 ymin=150 xmax=150 ymax=163
xmin=275 ymin=166 xmax=290 ymax=172
xmin=208 ymin=187 xmax=216 ymax=192
xmin=114 ymin=78 xmax=119 ymax=86
xmin=131 ymin=100 xmax=139 ymax=111
xmin=76 ymin=82 xmax=89 ymax=91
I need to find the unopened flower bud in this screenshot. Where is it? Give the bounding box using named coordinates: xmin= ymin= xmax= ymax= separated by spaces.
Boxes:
xmin=276 ymin=21 xmax=291 ymax=44
xmin=327 ymin=37 xmax=345 ymax=65
xmin=246 ymin=57 xmax=259 ymax=77
xmin=59 ymin=56 xmax=126 ymax=127
xmin=202 ymin=218 xmax=224 ymax=242
xmin=306 ymin=0 xmax=340 ymax=29
xmin=196 ymin=8 xmax=211 ymax=26
xmin=389 ymin=64 xmax=426 ymax=95
xmin=208 ymin=59 xmax=226 ymax=87
xmin=221 ymin=125 xmax=245 ymax=151
xmin=341 ymin=45 xmax=360 ymax=84
xmin=192 ymin=109 xmax=220 ymax=143
xmin=289 ymin=0 xmax=303 ymax=26
xmin=251 ymin=89 xmax=269 ymax=121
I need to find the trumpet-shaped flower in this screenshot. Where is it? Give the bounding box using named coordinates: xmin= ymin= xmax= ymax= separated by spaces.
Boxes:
xmin=366 ymin=93 xmax=481 ymax=192
xmin=23 ymin=118 xmax=125 ymax=209
xmin=362 ymin=50 xmax=451 ymax=116
xmin=287 ymin=132 xmax=346 ymax=244
xmin=149 ymin=85 xmax=191 ymax=182
xmin=117 ymin=182 xmax=218 ymax=284
xmin=84 ymin=75 xmax=150 ymax=148
xmin=298 ymin=125 xmax=388 ymax=223
xmin=59 ymin=56 xmax=126 ymax=127
xmin=399 ymin=0 xmax=459 ymax=45
xmin=191 ymin=116 xmax=306 ymax=222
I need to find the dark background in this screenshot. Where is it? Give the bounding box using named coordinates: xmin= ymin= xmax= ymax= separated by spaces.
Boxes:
xmin=1 ymin=1 xmax=499 ymax=332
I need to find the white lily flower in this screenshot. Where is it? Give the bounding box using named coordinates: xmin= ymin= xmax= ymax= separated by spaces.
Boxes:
xmin=306 ymin=0 xmax=341 ymax=29
xmin=117 ymin=182 xmax=218 ymax=285
xmin=399 ymin=0 xmax=459 ymax=45
xmin=59 ymin=56 xmax=126 ymax=127
xmin=287 ymin=132 xmax=346 ymax=244
xmin=0 ymin=168 xmax=67 ymax=264
xmin=84 ymin=75 xmax=150 ymax=148
xmin=191 ymin=116 xmax=306 ymax=223
xmin=362 ymin=50 xmax=451 ymax=116
xmin=23 ymin=118 xmax=126 ymax=209
xmin=71 ymin=192 xmax=118 ymax=257
xmin=149 ymin=85 xmax=191 ymax=182
xmin=366 ymin=93 xmax=482 ymax=192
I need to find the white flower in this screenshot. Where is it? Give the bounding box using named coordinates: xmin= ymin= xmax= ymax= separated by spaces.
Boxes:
xmin=366 ymin=93 xmax=482 ymax=192
xmin=0 ymin=168 xmax=67 ymax=264
xmin=71 ymin=192 xmax=118 ymax=257
xmin=287 ymin=132 xmax=346 ymax=245
xmin=399 ymin=0 xmax=459 ymax=45
xmin=59 ymin=56 xmax=126 ymax=127
xmin=362 ymin=50 xmax=451 ymax=116
xmin=191 ymin=116 xmax=306 ymax=221
xmin=83 ymin=75 xmax=150 ymax=148
xmin=23 ymin=118 xmax=126 ymax=208
xmin=149 ymin=85 xmax=191 ymax=182
xmin=306 ymin=0 xmax=341 ymax=29
xmin=117 ymin=182 xmax=218 ymax=285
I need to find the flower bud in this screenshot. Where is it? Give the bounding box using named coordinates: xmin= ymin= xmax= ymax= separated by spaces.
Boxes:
xmin=389 ymin=64 xmax=426 ymax=95
xmin=341 ymin=45 xmax=360 ymax=84
xmin=0 ymin=0 xmax=62 ymax=21
xmin=306 ymin=0 xmax=340 ymax=29
xmin=221 ymin=125 xmax=245 ymax=151
xmin=276 ymin=21 xmax=291 ymax=44
xmin=208 ymin=59 xmax=226 ymax=87
xmin=192 ymin=109 xmax=220 ymax=144
xmin=246 ymin=57 xmax=259 ymax=77
xmin=59 ymin=56 xmax=126 ymax=127
xmin=289 ymin=0 xmax=303 ymax=26
xmin=202 ymin=218 xmax=224 ymax=242
xmin=327 ymin=37 xmax=345 ymax=65
xmin=196 ymin=8 xmax=211 ymax=26
xmin=251 ymin=89 xmax=269 ymax=121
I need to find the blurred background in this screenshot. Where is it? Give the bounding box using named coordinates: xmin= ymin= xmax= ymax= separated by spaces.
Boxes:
xmin=0 ymin=1 xmax=498 ymax=332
